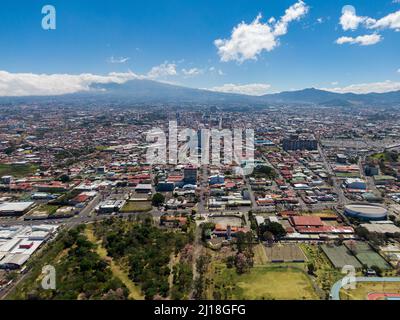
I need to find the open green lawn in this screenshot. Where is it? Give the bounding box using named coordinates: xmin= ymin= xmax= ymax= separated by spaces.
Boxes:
xmin=120 ymin=201 xmax=152 ymax=213
xmin=0 ymin=163 xmax=38 ymax=178
xmin=36 ymin=204 xmax=59 ymax=215
xmin=370 ymin=152 xmax=396 ymax=162
xmin=336 ymin=172 xmax=360 ymax=178
xmin=210 ymin=263 xmax=319 ymax=300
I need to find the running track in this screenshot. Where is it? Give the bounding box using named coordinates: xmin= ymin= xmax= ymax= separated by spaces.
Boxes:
xmin=367 ymin=293 xmax=400 ymax=300
xmin=330 ymin=277 xmax=400 ymax=300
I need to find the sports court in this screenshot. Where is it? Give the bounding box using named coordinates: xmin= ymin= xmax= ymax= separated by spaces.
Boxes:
xmin=344 ymin=242 xmax=391 ymax=270
xmin=321 ymin=244 xmax=362 ymax=269
xmin=265 ymin=244 xmax=307 ymax=263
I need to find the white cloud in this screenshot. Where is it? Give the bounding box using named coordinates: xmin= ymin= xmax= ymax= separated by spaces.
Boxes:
xmin=336 ymin=33 xmax=382 ymax=46
xmin=369 ymin=10 xmax=400 ymax=31
xmin=214 ymin=0 xmax=309 ymax=62
xmin=147 ymin=62 xmax=178 ymax=79
xmin=0 ymin=61 xmax=181 ymax=97
xmin=182 ymin=68 xmax=203 ymax=77
xmin=214 ymin=14 xmax=277 ymax=63
xmin=397 ymin=68 xmax=400 ymax=73
xmin=0 ymin=70 xmax=139 ymax=96
xmin=208 ymin=83 xmax=271 ymax=96
xmin=339 ymin=6 xmax=373 ymax=31
xmin=321 ymin=80 xmax=400 ymax=94
xmin=273 ymin=0 xmax=309 ymax=36
xmin=108 ymin=56 xmax=130 ymax=64
xmin=339 ymin=5 xmax=400 ymax=32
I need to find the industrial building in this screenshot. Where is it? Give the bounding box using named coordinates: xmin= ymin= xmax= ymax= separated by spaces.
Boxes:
xmin=360 ymin=222 xmax=400 ymax=234
xmin=0 ymin=202 xmax=35 ymax=216
xmin=0 ymin=224 xmax=59 ymax=270
xmin=134 ymin=184 xmax=152 ymax=193
xmin=96 ymin=200 xmax=125 ymax=214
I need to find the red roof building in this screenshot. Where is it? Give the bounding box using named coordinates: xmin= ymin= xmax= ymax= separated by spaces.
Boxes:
xmin=290 ymin=216 xmax=323 ymax=227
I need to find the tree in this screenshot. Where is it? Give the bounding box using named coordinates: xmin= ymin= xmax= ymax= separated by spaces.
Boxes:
xmin=226 ymin=256 xmax=235 ymax=269
xmin=59 ymin=174 xmax=70 ymax=183
xmin=370 ymin=265 xmax=382 ymax=277
xmin=263 ymin=231 xmax=275 ymax=246
xmin=355 ymin=226 xmax=369 ymax=239
xmin=196 ymin=255 xmax=211 ymax=275
xmin=200 ymin=222 xmax=215 ymax=241
xmin=235 ymin=252 xmax=251 ymax=274
xmin=235 ymin=231 xmax=253 ymax=253
xmin=259 ymin=222 xmax=287 ymax=240
xmin=252 ymin=165 xmax=277 ymax=179
xmin=151 ymin=193 xmax=165 ymax=207
xmin=347 ymin=241 xmax=357 ymax=255
xmin=307 ymin=262 xmax=316 ymax=275
xmin=362 ymin=264 xmax=368 ymax=273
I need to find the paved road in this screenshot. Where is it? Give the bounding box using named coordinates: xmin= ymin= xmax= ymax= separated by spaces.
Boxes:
xmin=244 ymin=177 xmax=257 ymax=209
xmin=318 ymin=143 xmax=348 ymax=207
xmin=330 ymin=277 xmax=400 ymax=300
xmin=197 ymin=165 xmax=208 ymax=216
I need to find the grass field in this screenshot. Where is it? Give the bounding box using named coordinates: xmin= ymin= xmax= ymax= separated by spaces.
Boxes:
xmin=210 ymin=263 xmax=319 ymax=300
xmin=370 ymin=152 xmax=396 ymax=162
xmin=336 ymin=172 xmax=360 ymax=178
xmin=120 ymin=201 xmax=152 ymax=213
xmin=35 ymin=204 xmax=59 ymax=215
xmin=340 ymin=282 xmax=400 ymax=300
xmin=0 ymin=163 xmax=37 ymax=178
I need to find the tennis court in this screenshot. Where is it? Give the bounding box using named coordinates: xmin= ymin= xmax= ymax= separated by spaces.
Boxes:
xmin=344 ymin=242 xmax=391 ymax=270
xmin=321 ymin=244 xmax=362 ymax=269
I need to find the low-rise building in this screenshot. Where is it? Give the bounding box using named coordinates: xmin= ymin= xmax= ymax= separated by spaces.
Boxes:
xmin=0 ymin=202 xmax=35 ymax=216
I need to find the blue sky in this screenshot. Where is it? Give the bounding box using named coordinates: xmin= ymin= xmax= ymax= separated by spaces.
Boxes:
xmin=0 ymin=0 xmax=399 ymax=96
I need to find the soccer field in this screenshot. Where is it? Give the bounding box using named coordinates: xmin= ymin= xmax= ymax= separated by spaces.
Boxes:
xmin=211 ymin=264 xmax=319 ymax=300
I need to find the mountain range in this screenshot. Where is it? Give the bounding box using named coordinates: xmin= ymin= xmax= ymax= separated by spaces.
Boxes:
xmin=1 ymin=79 xmax=400 ymax=107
